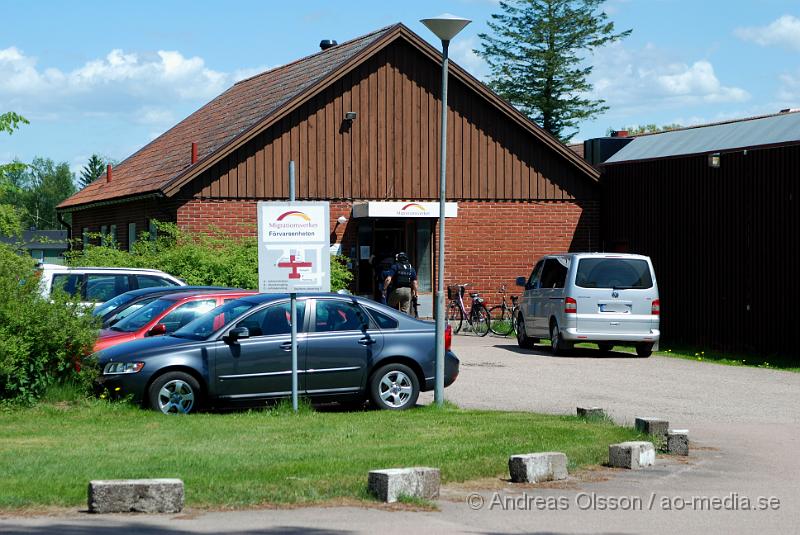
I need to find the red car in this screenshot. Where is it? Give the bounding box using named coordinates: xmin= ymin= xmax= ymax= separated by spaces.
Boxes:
xmin=94 ymin=290 xmax=256 ymax=352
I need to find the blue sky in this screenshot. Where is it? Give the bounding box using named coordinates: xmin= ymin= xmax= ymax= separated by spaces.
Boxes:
xmin=2 ymin=0 xmax=799 ymax=176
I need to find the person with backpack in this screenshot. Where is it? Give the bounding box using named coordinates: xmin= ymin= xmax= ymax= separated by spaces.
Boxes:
xmin=383 ymin=252 xmax=418 ymax=315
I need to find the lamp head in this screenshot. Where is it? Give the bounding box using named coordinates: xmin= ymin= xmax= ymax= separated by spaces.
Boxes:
xmin=420 ymin=13 xmax=471 ymax=42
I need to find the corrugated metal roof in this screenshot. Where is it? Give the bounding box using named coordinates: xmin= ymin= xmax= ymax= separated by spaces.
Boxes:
xmin=604 ymin=111 xmax=800 ymax=164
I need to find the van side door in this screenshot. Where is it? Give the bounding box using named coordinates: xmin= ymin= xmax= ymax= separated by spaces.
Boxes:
xmin=521 ymin=260 xmax=543 ymax=334
xmin=535 ymin=258 xmax=569 ymax=336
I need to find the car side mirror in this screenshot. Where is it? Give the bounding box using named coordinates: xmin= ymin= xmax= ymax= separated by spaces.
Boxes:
xmin=225 ymin=326 xmax=250 ymax=343
xmin=146 ymin=323 xmax=167 ymax=337
xmin=515 ymin=276 xmax=527 ymax=288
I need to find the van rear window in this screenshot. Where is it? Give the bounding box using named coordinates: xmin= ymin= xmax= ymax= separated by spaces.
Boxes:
xmin=575 ymin=258 xmax=653 ymax=289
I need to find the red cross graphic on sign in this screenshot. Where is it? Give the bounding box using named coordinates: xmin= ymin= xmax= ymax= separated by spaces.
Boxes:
xmin=277 ymin=255 xmax=313 ymax=279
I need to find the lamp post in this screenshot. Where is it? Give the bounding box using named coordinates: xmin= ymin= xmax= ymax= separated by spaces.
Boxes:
xmin=420 ymin=13 xmax=471 ymax=406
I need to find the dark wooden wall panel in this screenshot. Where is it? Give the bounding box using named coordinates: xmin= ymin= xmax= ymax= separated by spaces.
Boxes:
xmin=183 ymin=40 xmax=595 ymax=202
xmin=601 ymin=143 xmax=800 ymax=357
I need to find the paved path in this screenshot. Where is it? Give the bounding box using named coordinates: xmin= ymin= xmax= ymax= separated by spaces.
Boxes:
xmin=3 ymin=336 xmax=800 ymax=534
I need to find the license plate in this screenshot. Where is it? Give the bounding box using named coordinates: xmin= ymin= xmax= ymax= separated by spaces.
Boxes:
xmin=600 ymin=303 xmax=629 ymax=313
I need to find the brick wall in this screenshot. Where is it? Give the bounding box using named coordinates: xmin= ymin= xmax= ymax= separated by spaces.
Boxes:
xmin=176 ymin=199 xmax=357 ymax=254
xmin=174 ymin=197 xmax=598 ymax=300
xmin=439 ymin=200 xmax=599 ymax=301
xmin=69 ymin=197 xmax=180 ymax=250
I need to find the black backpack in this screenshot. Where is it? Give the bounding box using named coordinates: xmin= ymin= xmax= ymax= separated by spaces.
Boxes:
xmin=393 ymin=263 xmax=414 ymax=288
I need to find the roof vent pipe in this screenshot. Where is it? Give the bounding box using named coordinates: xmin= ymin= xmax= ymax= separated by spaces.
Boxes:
xmin=191 ymin=142 xmax=198 ymax=164
xmin=319 ymin=40 xmax=338 ymax=51
xmin=106 ymin=164 xmax=112 ymax=183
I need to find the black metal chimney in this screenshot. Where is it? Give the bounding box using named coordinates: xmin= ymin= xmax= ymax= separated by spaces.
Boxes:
xmin=319 ymin=40 xmax=338 ymax=51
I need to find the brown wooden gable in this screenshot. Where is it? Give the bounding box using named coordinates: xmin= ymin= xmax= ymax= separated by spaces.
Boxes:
xmin=181 ymin=38 xmax=596 ymax=202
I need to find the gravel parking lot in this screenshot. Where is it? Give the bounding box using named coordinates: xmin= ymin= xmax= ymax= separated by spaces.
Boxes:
xmin=4 ymin=335 xmax=799 ymax=534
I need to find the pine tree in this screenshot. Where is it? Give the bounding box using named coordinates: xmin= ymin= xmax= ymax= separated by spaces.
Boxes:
xmin=477 ymin=0 xmax=631 ymax=142
xmin=79 ymin=154 xmax=106 ymax=189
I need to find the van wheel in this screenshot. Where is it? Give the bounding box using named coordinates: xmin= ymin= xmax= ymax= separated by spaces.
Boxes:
xmin=515 ymin=314 xmax=537 ymax=349
xmin=635 ymin=343 xmax=653 ymax=358
xmin=598 ymin=343 xmax=614 ymax=353
xmin=550 ymin=322 xmax=572 ymax=356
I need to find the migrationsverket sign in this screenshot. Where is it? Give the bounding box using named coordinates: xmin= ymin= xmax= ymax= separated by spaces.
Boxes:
xmin=257 ymin=201 xmax=331 ymax=293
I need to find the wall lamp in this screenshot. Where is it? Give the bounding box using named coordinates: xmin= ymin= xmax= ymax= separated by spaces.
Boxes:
xmin=708 ymin=153 xmax=721 ymax=168
xmin=344 ymin=111 xmax=357 ymax=121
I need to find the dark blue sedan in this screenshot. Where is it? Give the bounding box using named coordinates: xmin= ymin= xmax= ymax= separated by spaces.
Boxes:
xmin=95 ymin=293 xmax=459 ymax=414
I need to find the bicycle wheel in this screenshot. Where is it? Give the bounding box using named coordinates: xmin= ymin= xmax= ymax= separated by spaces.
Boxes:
xmin=447 ymin=301 xmax=463 ymax=334
xmin=471 ymin=305 xmax=491 ymax=337
xmin=489 ymin=305 xmax=514 ymax=336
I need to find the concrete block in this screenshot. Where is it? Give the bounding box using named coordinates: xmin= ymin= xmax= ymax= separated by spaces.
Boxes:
xmin=368 ymin=467 xmax=440 ymax=503
xmin=577 ymin=406 xmax=606 ymax=419
xmin=635 ymin=417 xmax=669 ymax=441
xmin=508 ymin=452 xmax=568 ymax=483
xmin=88 ymin=479 xmax=184 ymax=514
xmin=667 ymin=429 xmax=689 ymax=456
xmin=608 ymin=441 xmax=655 ymax=469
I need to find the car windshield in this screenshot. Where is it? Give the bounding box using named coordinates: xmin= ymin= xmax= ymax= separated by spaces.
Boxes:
xmin=575 ymin=258 xmax=653 ymax=289
xmin=93 ymin=292 xmax=140 ymax=317
xmin=107 ymin=297 xmax=158 ymax=324
xmin=110 ymin=298 xmax=175 ymax=332
xmin=172 ymin=299 xmax=258 ymax=340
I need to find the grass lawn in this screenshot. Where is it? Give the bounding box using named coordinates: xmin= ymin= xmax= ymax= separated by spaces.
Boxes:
xmin=0 ymin=400 xmax=643 ymax=510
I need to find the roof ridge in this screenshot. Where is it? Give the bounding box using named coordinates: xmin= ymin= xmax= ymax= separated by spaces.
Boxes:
xmin=232 ymin=23 xmax=399 ymax=87
xmin=631 ymin=109 xmax=800 ymax=138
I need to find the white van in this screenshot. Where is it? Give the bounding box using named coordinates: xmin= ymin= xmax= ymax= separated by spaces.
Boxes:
xmin=515 ymin=253 xmax=660 ymax=357
xmin=38 ymin=264 xmax=185 ymax=308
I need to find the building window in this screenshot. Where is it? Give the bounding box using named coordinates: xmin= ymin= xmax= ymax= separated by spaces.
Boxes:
xmin=100 ymin=225 xmax=108 ymax=246
xmin=128 ymin=223 xmax=137 ymax=252
xmin=148 ymin=219 xmax=158 ymax=241
xmin=109 ymin=225 xmax=117 ymax=246
xmin=82 ymin=228 xmax=89 ymax=248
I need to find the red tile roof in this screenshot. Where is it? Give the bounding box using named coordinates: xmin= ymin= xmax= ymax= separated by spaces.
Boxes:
xmin=59 ymin=25 xmax=397 ymax=209
xmin=60 ymin=23 xmax=599 ymax=210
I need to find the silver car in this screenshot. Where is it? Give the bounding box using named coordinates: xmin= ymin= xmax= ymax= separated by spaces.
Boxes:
xmin=515 ymin=253 xmax=660 ymax=357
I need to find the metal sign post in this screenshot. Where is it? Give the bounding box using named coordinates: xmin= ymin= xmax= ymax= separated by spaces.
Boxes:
xmin=256 ymin=162 xmax=330 ymax=413
xmin=289 ymin=162 xmax=298 ymax=412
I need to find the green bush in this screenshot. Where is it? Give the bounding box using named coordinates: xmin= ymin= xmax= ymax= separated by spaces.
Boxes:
xmin=0 ymin=244 xmax=99 ymax=404
xmin=67 ymin=222 xmax=353 ymax=292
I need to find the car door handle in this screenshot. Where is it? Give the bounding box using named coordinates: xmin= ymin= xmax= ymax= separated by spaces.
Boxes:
xmin=358 ymin=337 xmax=377 ymax=345
xmin=280 ymin=341 xmax=292 ymax=351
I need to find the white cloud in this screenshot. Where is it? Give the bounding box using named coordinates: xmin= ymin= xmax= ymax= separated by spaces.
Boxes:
xmin=735 ymin=15 xmax=800 ymax=51
xmin=776 ymin=70 xmax=800 ymax=106
xmin=450 ymin=36 xmax=489 ymax=80
xmin=0 ymin=46 xmax=258 ymax=127
xmin=588 ymin=42 xmax=750 ymax=113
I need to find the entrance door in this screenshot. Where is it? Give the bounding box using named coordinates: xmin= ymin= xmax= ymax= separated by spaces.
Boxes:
xmin=356 ymin=218 xmax=433 ymax=299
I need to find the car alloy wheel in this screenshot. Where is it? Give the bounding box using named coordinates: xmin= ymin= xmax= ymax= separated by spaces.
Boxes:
xmin=148 ymin=371 xmax=201 ymax=415
xmin=379 ymin=370 xmax=413 ymax=408
xmin=370 ymin=363 xmax=420 ymax=410
xmin=158 ymin=379 xmax=195 ymax=414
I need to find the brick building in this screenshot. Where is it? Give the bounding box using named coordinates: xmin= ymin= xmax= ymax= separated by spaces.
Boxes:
xmin=58 ymin=23 xmax=599 ymax=307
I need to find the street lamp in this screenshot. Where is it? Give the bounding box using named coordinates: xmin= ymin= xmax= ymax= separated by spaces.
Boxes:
xmin=420 ymin=13 xmax=471 ymax=406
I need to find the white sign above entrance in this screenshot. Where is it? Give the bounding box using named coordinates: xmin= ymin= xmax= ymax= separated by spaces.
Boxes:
xmin=257 ymin=201 xmax=331 ymax=293
xmin=352 ymin=201 xmax=458 ymax=219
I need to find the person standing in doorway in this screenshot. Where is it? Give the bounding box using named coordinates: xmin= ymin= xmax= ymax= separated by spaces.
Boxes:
xmin=384 ymin=252 xmax=418 ymax=315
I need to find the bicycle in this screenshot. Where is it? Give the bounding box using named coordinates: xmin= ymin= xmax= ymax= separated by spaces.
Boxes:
xmin=488 ymin=285 xmax=519 ymax=336
xmin=446 ymin=283 xmax=491 ymax=337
